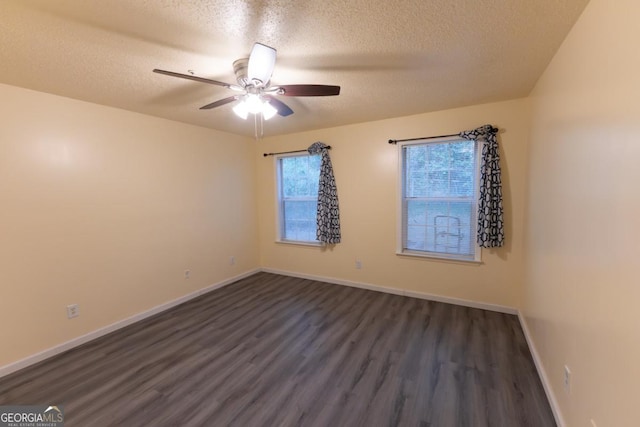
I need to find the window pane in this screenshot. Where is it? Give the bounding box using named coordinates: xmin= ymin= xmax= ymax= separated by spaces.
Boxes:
xmin=406 ymin=200 xmax=474 ymax=256
xmin=448 ymin=201 xmax=474 ymax=255
xmin=278 ymin=154 xmax=320 ymax=243
xmin=402 ymin=139 xmax=477 ymax=259
xmin=405 ymin=146 xmax=428 ymax=197
xmin=283 ymin=200 xmax=317 ymax=241
xmin=406 ymin=200 xmax=430 ymax=251
xmin=405 ymin=141 xmax=475 ymax=198
xmin=282 ymin=156 xmax=320 ymax=198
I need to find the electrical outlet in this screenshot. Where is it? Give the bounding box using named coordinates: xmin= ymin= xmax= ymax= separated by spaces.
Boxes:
xmin=230 ymin=256 xmax=235 ymax=266
xmin=66 ymin=304 xmax=79 ymax=319
xmin=184 ymin=269 xmax=191 ymax=279
xmin=355 ymin=259 xmax=362 ymax=269
xmin=563 ymin=365 xmax=571 ymax=394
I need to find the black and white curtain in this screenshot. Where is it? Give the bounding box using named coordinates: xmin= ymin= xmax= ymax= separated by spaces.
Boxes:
xmin=308 ymin=142 xmax=341 ymax=244
xmin=459 ymin=125 xmax=504 ymax=248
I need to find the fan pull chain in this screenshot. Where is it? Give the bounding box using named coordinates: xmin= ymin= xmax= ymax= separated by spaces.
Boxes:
xmin=260 ymin=113 xmax=264 ymax=139
xmin=253 ymin=114 xmax=259 ymax=140
xmin=252 ymin=112 xmax=266 ymax=140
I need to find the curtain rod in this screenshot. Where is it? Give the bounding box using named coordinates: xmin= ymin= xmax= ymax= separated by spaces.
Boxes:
xmin=388 ymin=134 xmax=457 ymax=144
xmin=388 ymin=127 xmax=498 ymax=144
xmin=263 ymin=146 xmax=332 ymax=157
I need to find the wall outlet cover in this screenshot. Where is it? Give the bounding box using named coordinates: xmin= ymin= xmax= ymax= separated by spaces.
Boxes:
xmin=66 ymin=304 xmax=79 ymax=319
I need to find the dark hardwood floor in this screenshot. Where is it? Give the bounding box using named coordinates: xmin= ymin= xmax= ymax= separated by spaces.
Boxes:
xmin=0 ymin=272 xmax=555 ymax=426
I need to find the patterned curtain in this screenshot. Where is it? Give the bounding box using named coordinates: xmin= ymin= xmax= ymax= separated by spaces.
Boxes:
xmin=459 ymin=125 xmax=504 ymax=248
xmin=308 ymin=142 xmax=341 ymax=244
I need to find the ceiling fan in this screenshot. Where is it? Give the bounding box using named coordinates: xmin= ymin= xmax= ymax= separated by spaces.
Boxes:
xmin=153 ymin=43 xmax=340 ymax=120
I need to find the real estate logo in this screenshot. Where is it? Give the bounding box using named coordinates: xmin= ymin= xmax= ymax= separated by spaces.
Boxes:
xmin=0 ymin=405 xmax=64 ymax=427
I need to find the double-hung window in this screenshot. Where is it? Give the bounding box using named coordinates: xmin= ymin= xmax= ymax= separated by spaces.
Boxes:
xmin=276 ymin=154 xmax=321 ymax=244
xmin=399 ymin=137 xmax=481 ymax=261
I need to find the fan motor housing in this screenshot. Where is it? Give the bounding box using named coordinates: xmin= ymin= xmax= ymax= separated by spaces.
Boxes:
xmin=233 ymin=58 xmax=249 ymax=86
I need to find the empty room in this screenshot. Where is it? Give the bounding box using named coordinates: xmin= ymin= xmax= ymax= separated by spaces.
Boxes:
xmin=0 ymin=0 xmax=637 ymax=426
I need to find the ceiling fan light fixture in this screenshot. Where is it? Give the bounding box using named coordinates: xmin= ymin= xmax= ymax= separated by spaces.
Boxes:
xmin=232 ymin=100 xmax=249 ymax=120
xmin=233 ymin=94 xmax=277 ymax=120
xmin=245 ymin=94 xmax=264 ymax=114
xmin=262 ymin=101 xmax=278 ymax=120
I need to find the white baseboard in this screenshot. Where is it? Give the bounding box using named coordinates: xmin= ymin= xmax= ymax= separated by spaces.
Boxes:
xmin=517 ymin=311 xmax=565 ymax=427
xmin=0 ymin=268 xmax=260 ymax=379
xmin=261 ymin=267 xmax=517 ymax=315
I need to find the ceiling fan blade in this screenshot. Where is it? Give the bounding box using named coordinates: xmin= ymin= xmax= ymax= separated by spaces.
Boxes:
xmin=247 ymin=43 xmax=276 ymax=85
xmin=153 ymin=69 xmax=231 ymax=88
xmin=264 ymin=95 xmax=294 ymax=117
xmin=200 ymin=95 xmax=239 ymax=110
xmin=278 ymin=84 xmax=341 ymax=96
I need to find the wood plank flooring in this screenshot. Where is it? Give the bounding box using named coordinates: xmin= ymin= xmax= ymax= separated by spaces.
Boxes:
xmin=0 ymin=272 xmax=555 ymax=426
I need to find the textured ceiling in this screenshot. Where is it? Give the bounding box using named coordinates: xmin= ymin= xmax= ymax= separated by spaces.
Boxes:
xmin=0 ymin=0 xmax=590 ymax=137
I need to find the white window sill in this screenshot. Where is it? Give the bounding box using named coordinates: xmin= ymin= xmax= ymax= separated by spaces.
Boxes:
xmin=276 ymin=240 xmax=323 ymax=248
xmin=396 ymin=250 xmax=482 ymax=264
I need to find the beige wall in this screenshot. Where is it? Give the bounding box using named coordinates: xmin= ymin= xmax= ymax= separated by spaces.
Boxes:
xmin=0 ymin=84 xmax=259 ymax=367
xmin=5 ymin=2 xmax=637 ymax=423
xmin=257 ymin=98 xmax=531 ymax=308
xmin=524 ymin=0 xmax=640 ymax=425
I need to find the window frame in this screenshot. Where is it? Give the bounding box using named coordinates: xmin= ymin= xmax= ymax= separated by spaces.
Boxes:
xmin=275 ymin=153 xmax=321 ymax=246
xmin=396 ymin=136 xmax=482 ymax=263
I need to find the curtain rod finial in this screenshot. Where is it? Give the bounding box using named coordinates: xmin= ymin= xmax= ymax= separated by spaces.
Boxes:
xmin=388 ymin=139 xmax=397 ymax=145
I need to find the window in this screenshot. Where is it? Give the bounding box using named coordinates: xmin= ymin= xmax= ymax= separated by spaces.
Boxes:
xmin=399 ymin=137 xmax=480 ymax=261
xmin=276 ymin=154 xmax=321 ymax=244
